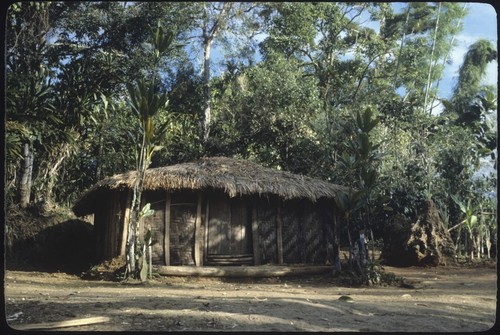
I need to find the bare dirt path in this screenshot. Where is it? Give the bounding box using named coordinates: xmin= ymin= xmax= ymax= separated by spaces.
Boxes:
xmin=4 ymin=264 xmax=497 ymax=332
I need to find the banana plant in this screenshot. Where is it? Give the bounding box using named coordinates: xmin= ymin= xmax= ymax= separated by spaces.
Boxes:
xmin=341 ymin=106 xmax=381 ymax=266
xmin=450 ymin=194 xmax=478 ymax=259
xmin=334 ymin=189 xmax=366 ymax=266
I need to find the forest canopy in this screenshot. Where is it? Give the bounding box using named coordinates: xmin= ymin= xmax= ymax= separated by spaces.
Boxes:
xmin=5 ymin=2 xmax=497 ymax=261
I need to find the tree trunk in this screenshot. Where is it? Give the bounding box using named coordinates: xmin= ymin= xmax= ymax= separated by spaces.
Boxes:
xmin=202 ymin=34 xmax=213 ymax=144
xmin=126 ymin=133 xmax=147 ymax=278
xmin=34 ymin=142 xmax=73 ymax=211
xmin=332 ymin=212 xmax=341 ymax=272
xmin=43 ymin=145 xmax=72 ymax=208
xmin=424 ymin=2 xmax=441 ymax=114
xmin=346 ymin=220 xmax=353 ymax=267
xmin=19 ymin=142 xmax=34 ymax=208
xmin=485 ymin=231 xmax=491 ymax=259
xmin=392 ymin=6 xmax=410 ymax=89
xmin=201 ymin=2 xmax=232 ymax=146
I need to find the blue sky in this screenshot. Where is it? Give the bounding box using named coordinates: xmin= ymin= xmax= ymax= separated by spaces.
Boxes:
xmin=440 ymin=3 xmax=498 ymax=100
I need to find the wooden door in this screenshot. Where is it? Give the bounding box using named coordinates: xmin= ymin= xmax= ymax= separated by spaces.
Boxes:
xmin=207 ymin=195 xmax=252 ymax=257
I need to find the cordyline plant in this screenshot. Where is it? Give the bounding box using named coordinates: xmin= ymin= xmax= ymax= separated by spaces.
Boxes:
xmin=125 ymin=22 xmax=174 ymax=281
xmin=335 ymin=106 xmax=381 ymax=271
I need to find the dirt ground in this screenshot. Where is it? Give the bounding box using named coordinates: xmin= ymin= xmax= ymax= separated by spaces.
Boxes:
xmin=4 ymin=262 xmax=497 ymax=333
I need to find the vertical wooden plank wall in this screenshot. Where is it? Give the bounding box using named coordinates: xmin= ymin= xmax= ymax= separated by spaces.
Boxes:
xmin=204 ymin=199 xmax=210 ymax=263
xmin=164 ymin=193 xmax=171 ymax=265
xmin=252 ymin=204 xmax=260 ymax=265
xmin=276 ymin=205 xmax=284 ymax=265
xmin=106 ymin=191 xmax=119 ymax=260
xmin=194 ymin=192 xmax=203 ymax=266
xmin=120 ymin=190 xmax=132 ymax=256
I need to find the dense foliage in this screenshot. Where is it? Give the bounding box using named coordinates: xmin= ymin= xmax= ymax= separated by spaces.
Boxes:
xmin=6 ymin=2 xmax=497 ymax=261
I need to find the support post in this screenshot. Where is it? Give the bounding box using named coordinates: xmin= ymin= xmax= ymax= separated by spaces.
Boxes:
xmin=120 ymin=190 xmax=132 ymax=256
xmin=194 ymin=192 xmax=203 ymax=266
xmin=252 ymin=204 xmax=260 ymax=265
xmin=204 ymin=198 xmax=210 ymax=263
xmin=164 ymin=193 xmax=171 ymax=265
xmin=276 ymin=205 xmax=283 ymax=265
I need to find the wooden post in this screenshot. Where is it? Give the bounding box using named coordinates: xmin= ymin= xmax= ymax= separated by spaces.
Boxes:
xmin=194 ymin=192 xmax=203 ymax=266
xmin=164 ymin=193 xmax=171 ymax=266
xmin=120 ymin=190 xmax=132 ymax=256
xmin=252 ymin=204 xmax=260 ymax=265
xmin=333 ymin=207 xmax=341 ymax=272
xmin=204 ymin=198 xmax=210 ymax=263
xmin=276 ymin=204 xmax=283 ymax=265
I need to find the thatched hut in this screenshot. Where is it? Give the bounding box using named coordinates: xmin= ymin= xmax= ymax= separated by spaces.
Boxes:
xmin=72 ymin=157 xmax=347 ymax=271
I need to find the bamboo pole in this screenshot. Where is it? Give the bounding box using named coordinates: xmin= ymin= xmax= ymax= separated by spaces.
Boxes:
xmin=194 ymin=192 xmax=203 ymax=266
xmin=13 ymin=316 xmax=110 ymax=331
xmin=164 ymin=193 xmax=171 ymax=266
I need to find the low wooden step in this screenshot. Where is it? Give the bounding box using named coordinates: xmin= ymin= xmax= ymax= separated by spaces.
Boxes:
xmin=206 ymin=254 xmax=254 ymax=265
xmin=155 ymin=265 xmax=332 ymax=277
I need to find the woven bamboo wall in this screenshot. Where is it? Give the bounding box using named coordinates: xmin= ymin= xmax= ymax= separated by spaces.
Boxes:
xmin=256 ymin=199 xmax=278 ymax=264
xmin=302 ymin=208 xmax=324 ymax=264
xmin=281 ymin=200 xmax=303 ymax=264
xmin=169 ymin=192 xmax=197 ymax=265
xmin=93 ymin=188 xmax=337 ymax=267
xmin=257 ymin=198 xmax=334 ymax=266
xmin=142 ymin=190 xmax=167 ymax=264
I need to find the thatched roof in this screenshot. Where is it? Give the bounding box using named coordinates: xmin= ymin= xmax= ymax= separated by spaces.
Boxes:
xmin=72 ymin=156 xmax=348 ymax=216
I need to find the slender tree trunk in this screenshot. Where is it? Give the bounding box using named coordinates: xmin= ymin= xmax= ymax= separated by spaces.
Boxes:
xmin=332 ymin=212 xmax=341 ymax=272
xmin=31 ymin=142 xmax=73 ymax=210
xmin=19 ymin=142 xmax=34 ymax=208
xmin=454 ymin=225 xmax=463 ymax=259
xmin=42 ymin=144 xmax=72 ymax=208
xmin=202 ymin=34 xmax=213 ymax=144
xmin=370 ymin=228 xmax=375 ymax=263
xmin=485 ymin=230 xmax=491 ymax=259
xmin=393 ymin=6 xmax=410 ymax=89
xmin=346 ymin=219 xmax=353 ymax=267
xmin=95 ymin=133 xmax=104 ymax=181
xmin=126 ymin=131 xmax=148 ymax=278
xmin=201 ymin=2 xmax=232 ymax=146
xmin=424 ymin=2 xmax=441 ymax=114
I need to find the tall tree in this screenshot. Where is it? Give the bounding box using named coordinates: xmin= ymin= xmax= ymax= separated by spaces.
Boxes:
xmin=438 ymin=39 xmax=497 ymax=242
xmin=6 ymin=2 xmax=63 ymax=208
xmin=211 ymin=53 xmax=323 ymax=173
xmin=200 ymin=2 xmax=232 ymax=144
xmin=180 ymin=2 xmax=263 ymax=150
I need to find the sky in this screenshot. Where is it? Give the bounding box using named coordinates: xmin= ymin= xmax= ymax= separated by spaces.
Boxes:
xmin=439 ymin=2 xmax=498 ymax=100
